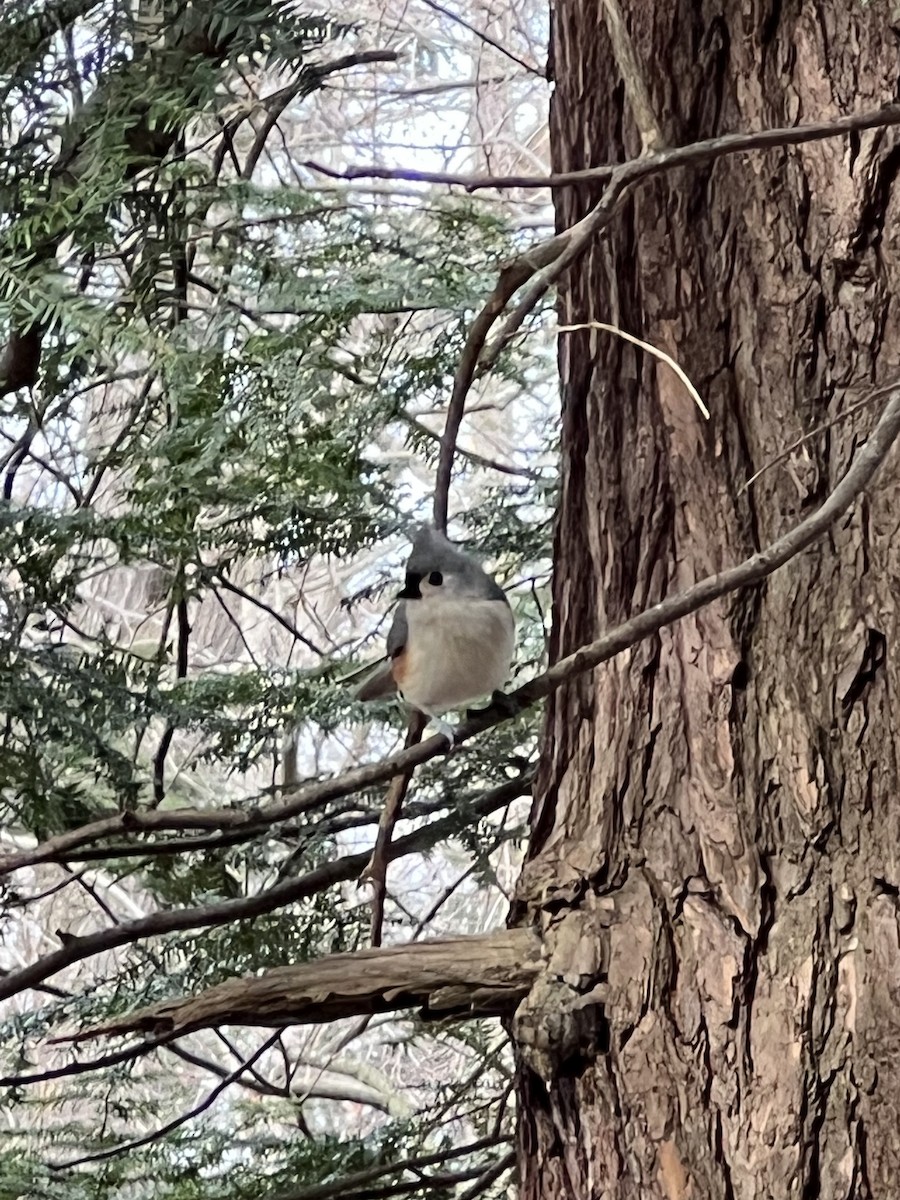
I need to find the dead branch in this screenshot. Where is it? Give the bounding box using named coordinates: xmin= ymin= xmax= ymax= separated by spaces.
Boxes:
xmin=272 ymin=1158 xmax=510 ymax=1200
xmin=62 ymin=928 xmax=542 ymax=1042
xmin=305 ymin=101 xmax=900 ymax=192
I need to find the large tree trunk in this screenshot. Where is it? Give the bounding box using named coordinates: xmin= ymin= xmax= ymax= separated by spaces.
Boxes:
xmin=514 ymin=3 xmax=900 ymax=1196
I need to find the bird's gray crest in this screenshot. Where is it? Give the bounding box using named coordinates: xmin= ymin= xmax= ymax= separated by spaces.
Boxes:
xmin=406 ymin=524 xmax=469 ymax=575
xmin=405 ymin=524 xmax=505 ymax=601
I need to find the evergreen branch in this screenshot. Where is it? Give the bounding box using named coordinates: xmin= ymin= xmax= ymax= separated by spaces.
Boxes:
xmin=264 ymin=1135 xmax=509 ymax=1200
xmin=270 ymin=1151 xmax=514 ymax=1200
xmin=1 ymin=0 xmax=100 ymax=76
xmin=306 ymin=101 xmax=900 ymax=192
xmin=0 ymin=771 xmax=533 ymax=871
xmin=0 ymin=777 xmax=527 ymax=1001
xmin=0 ymin=14 xmax=369 ymax=402
xmin=15 ymin=381 xmax=900 ymax=1020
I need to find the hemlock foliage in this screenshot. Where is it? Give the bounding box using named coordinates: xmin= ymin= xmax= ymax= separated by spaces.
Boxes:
xmin=0 ymin=1 xmax=552 ymax=1196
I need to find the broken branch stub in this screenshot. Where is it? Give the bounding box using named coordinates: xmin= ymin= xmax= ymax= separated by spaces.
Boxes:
xmin=63 ymin=928 xmax=543 ymax=1043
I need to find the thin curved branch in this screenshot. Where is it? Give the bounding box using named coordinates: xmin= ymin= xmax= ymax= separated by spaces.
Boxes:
xmin=215 ymin=574 xmax=327 ymax=657
xmin=417 ymin=0 xmax=542 ymax=76
xmin=306 ymin=102 xmax=900 ymax=192
xmin=431 ymin=228 xmax=575 ymax=531
xmin=363 ymin=711 xmax=427 ymax=946
xmin=0 ymin=1033 xmax=176 ymax=1087
xmin=50 ymin=1031 xmax=282 ymax=1169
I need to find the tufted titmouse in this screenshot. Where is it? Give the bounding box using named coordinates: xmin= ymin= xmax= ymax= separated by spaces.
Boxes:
xmin=354 ymin=525 xmax=515 ymax=741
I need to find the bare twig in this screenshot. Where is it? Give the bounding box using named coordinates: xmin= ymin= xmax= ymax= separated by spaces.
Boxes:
xmin=418 ymin=0 xmax=542 ymax=76
xmin=165 ymin=1042 xmax=399 ymax=1112
xmin=401 ymin=412 xmax=543 ymax=480
xmin=476 ymin=179 xmax=634 ymax=377
xmin=50 ymin=1031 xmax=283 ymax=1169
xmin=739 ymin=388 xmax=892 ymax=492
xmin=305 ymin=102 xmax=900 ymax=192
xmin=363 ymin=713 xmax=427 ymax=946
xmin=271 ymin=1156 xmax=511 ymax=1200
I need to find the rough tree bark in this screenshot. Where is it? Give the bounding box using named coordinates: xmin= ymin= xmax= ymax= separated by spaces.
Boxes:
xmin=512 ymin=2 xmax=900 ymax=1197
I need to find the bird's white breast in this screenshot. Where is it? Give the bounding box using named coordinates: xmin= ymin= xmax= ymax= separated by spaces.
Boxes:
xmin=401 ymin=597 xmax=514 ymax=715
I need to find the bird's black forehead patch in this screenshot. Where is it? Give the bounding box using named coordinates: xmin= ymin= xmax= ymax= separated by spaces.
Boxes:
xmin=397 ymin=571 xmax=422 ymax=600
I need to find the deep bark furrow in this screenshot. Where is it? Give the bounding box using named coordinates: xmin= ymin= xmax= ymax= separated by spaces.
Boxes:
xmin=517 ymin=2 xmax=900 ymax=1196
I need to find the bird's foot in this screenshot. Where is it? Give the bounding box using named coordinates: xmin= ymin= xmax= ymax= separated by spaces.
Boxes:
xmin=466 ymin=689 xmax=519 ymax=721
xmin=429 ymin=716 xmax=457 ymax=754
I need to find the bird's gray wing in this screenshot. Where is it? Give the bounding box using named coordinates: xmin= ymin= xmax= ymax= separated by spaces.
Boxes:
xmin=354 ymin=603 xmax=406 ymax=702
xmin=385 ymin=602 xmax=407 ymax=659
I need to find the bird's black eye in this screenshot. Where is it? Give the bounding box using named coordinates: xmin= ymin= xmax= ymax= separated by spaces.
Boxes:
xmin=428 ymin=570 xmax=443 ymax=586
